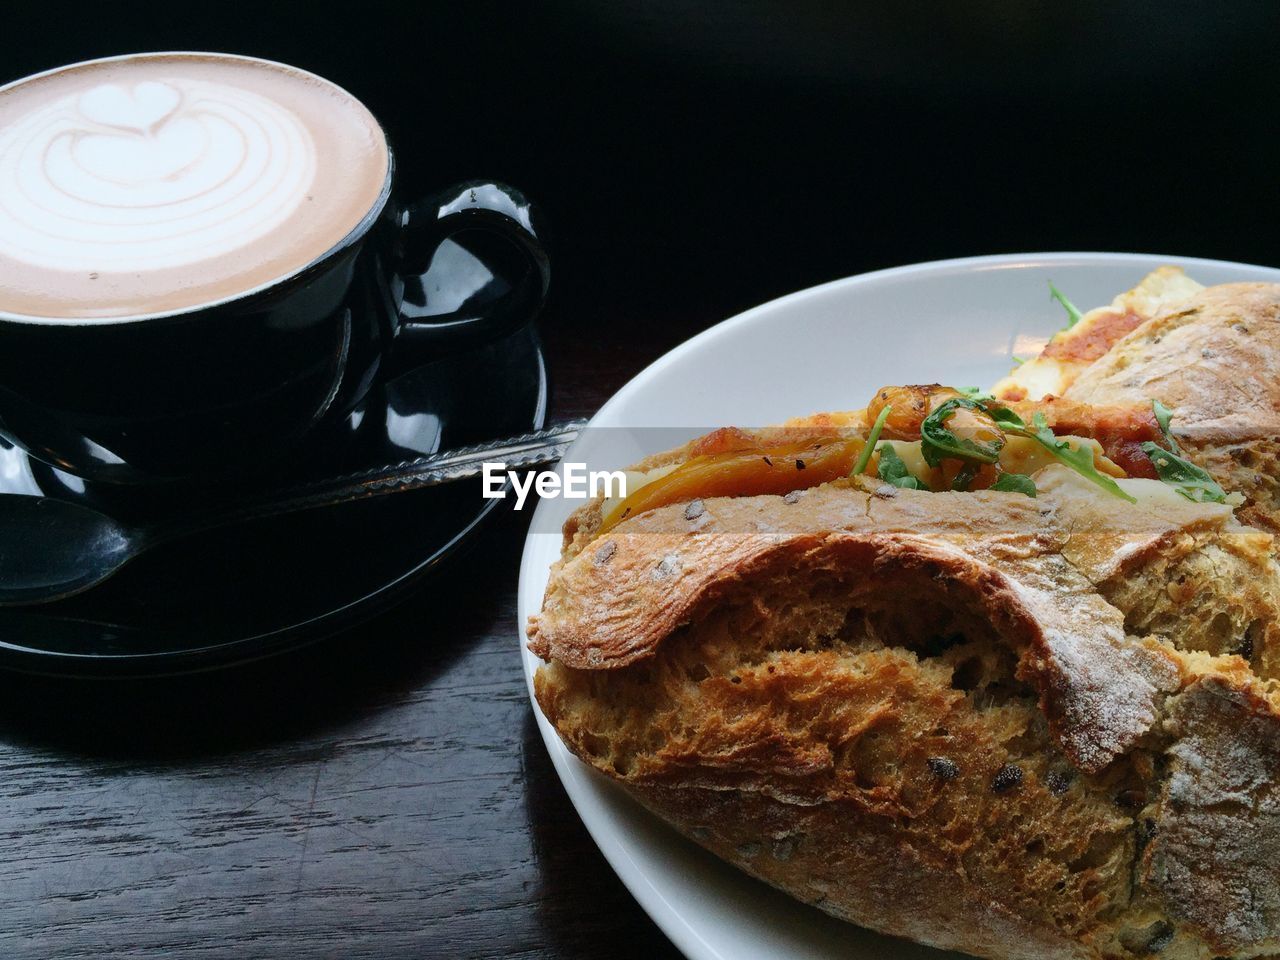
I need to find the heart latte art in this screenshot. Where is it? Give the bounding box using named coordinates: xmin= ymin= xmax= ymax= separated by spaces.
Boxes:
xmin=0 ymin=79 xmax=317 ymax=272
xmin=0 ymin=54 xmax=389 ymax=320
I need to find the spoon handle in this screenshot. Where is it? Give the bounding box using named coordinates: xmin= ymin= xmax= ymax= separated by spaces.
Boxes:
xmin=164 ymin=419 xmax=589 ymax=541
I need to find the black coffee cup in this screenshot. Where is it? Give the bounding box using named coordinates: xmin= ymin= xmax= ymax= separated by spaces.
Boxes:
xmin=0 ymin=61 xmax=548 ymax=485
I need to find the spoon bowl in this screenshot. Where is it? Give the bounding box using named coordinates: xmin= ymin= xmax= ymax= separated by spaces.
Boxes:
xmin=0 ymin=496 xmax=138 ymax=605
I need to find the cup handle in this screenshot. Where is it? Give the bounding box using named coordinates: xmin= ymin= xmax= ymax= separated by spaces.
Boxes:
xmin=385 ymin=180 xmax=549 ymax=376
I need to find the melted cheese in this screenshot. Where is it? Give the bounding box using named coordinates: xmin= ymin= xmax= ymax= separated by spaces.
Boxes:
xmin=999 ymin=435 xmax=1123 ymax=478
xmin=1039 ymin=465 xmax=1238 ymax=513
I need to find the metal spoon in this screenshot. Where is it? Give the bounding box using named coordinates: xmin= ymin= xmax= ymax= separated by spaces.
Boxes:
xmin=0 ymin=420 xmax=586 ymax=607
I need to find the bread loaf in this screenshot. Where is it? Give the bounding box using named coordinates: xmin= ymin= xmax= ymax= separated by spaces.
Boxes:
xmin=530 ymin=468 xmax=1280 ymax=960
xmin=528 ymin=278 xmax=1280 ymax=959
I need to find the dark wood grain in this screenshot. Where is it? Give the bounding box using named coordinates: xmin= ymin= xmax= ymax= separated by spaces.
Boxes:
xmin=0 ymin=301 xmax=685 ymax=960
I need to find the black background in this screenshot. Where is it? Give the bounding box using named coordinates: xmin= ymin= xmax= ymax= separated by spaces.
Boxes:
xmin=8 ymin=2 xmax=1280 ymax=335
xmin=4 ymin=4 xmax=1280 ymax=958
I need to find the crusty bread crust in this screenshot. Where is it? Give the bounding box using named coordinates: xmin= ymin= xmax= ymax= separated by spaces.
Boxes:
xmin=1144 ymin=675 xmax=1280 ymax=956
xmin=1064 ymin=283 xmax=1280 ymax=443
xmin=529 ymin=471 xmax=1280 ymax=959
xmin=1064 ymin=283 xmax=1280 ymax=532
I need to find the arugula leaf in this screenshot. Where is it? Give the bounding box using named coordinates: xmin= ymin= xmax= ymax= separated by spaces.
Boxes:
xmin=988 ymin=405 xmax=1025 ymax=430
xmin=1152 ymin=399 xmax=1181 ymax=454
xmin=920 ymin=398 xmax=1004 ymax=467
xmin=876 ymin=443 xmax=925 ymax=489
xmin=1049 ymin=281 xmax=1083 ymax=328
xmin=923 ymin=396 xmax=1133 ymax=503
xmin=1141 ymin=442 xmax=1227 ymax=503
xmin=1143 ymin=403 xmax=1228 ymax=502
xmin=1019 ymin=412 xmax=1136 ymax=503
xmin=852 ymin=403 xmax=892 ymax=477
xmin=991 ymin=472 xmax=1037 ymax=498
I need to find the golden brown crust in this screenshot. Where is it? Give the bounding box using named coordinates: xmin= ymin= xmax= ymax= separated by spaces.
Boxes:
xmin=626 ymin=782 xmax=1098 ymax=960
xmin=1064 ymin=283 xmax=1280 ymax=443
xmin=1017 ymin=280 xmax=1280 ymax=534
xmin=1062 ymin=283 xmax=1280 ymax=533
xmin=529 ymin=471 xmax=1280 ymax=959
xmin=530 ymin=480 xmax=1195 ymax=773
xmin=529 ymin=279 xmax=1280 ymax=959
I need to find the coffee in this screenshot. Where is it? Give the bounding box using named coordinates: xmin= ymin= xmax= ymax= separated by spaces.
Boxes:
xmin=0 ymin=53 xmax=390 ymax=320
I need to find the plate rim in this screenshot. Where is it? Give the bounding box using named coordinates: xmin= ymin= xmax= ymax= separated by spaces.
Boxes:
xmin=518 ymin=251 xmax=1280 ymax=960
xmin=573 ymin=250 xmax=1280 ymax=431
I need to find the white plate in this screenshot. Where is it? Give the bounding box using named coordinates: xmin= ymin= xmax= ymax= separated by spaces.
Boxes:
xmin=517 ymin=252 xmax=1280 ymax=960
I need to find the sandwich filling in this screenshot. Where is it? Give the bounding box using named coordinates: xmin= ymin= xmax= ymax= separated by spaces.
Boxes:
xmin=597 ymin=384 xmax=1227 ymax=536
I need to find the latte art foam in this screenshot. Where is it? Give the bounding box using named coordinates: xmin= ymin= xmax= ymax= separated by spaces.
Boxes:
xmin=1 ymin=80 xmax=318 ymax=272
xmin=0 ymin=54 xmax=389 ymax=320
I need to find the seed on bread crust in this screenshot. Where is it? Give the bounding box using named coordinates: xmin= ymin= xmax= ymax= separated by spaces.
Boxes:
xmin=1145 ymin=921 xmax=1175 ymax=953
xmin=991 ymin=764 xmax=1023 ymax=793
xmin=1045 ymin=768 xmax=1075 ymax=796
xmin=926 ymin=757 xmax=959 ymax=781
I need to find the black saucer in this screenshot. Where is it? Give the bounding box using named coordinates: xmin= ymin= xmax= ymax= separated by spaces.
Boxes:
xmin=0 ymin=326 xmax=546 ymax=676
